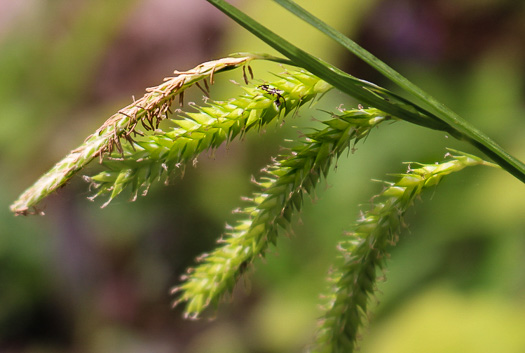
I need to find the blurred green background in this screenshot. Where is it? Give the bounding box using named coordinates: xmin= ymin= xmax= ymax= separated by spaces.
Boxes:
xmin=1 ymin=0 xmax=525 ymax=352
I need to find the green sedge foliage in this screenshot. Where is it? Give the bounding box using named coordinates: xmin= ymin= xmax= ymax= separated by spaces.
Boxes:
xmin=312 ymin=151 xmax=497 ymax=353
xmin=11 ymin=54 xmax=499 ymax=353
xmin=171 ymin=108 xmax=393 ymax=319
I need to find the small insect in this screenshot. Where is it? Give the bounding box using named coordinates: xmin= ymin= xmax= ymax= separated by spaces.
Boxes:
xmin=258 ymin=84 xmax=286 ymax=108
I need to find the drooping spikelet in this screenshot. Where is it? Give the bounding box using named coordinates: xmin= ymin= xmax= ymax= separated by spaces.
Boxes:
xmin=84 ymin=69 xmax=332 ymax=206
xmin=10 ymin=54 xmax=279 ymax=215
xmin=172 ymin=108 xmax=393 ymax=319
xmin=310 ymin=150 xmax=497 ymax=353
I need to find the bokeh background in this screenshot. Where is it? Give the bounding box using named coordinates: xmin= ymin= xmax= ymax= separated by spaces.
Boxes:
xmin=2 ymin=0 xmax=525 ymax=352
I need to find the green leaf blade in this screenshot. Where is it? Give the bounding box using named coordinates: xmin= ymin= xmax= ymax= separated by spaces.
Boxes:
xmin=206 ymin=0 xmax=525 ymax=183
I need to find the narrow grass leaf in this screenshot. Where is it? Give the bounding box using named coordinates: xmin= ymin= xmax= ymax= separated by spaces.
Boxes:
xmin=207 ymin=0 xmax=525 ymax=184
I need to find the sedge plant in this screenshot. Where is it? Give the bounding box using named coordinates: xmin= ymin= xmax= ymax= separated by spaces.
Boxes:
xmin=11 ymin=1 xmax=523 ymax=352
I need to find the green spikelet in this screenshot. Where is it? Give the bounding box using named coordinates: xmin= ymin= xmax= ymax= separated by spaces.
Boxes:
xmin=85 ymin=70 xmax=332 ymax=206
xmin=311 ymin=150 xmax=498 ymax=353
xmin=172 ymin=108 xmax=393 ymax=319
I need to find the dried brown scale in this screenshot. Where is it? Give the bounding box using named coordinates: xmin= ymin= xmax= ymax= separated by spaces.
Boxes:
xmin=97 ymin=72 xmax=189 ymax=157
xmin=194 ymin=81 xmax=210 ymax=97
xmin=242 ymin=65 xmax=250 ymax=84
